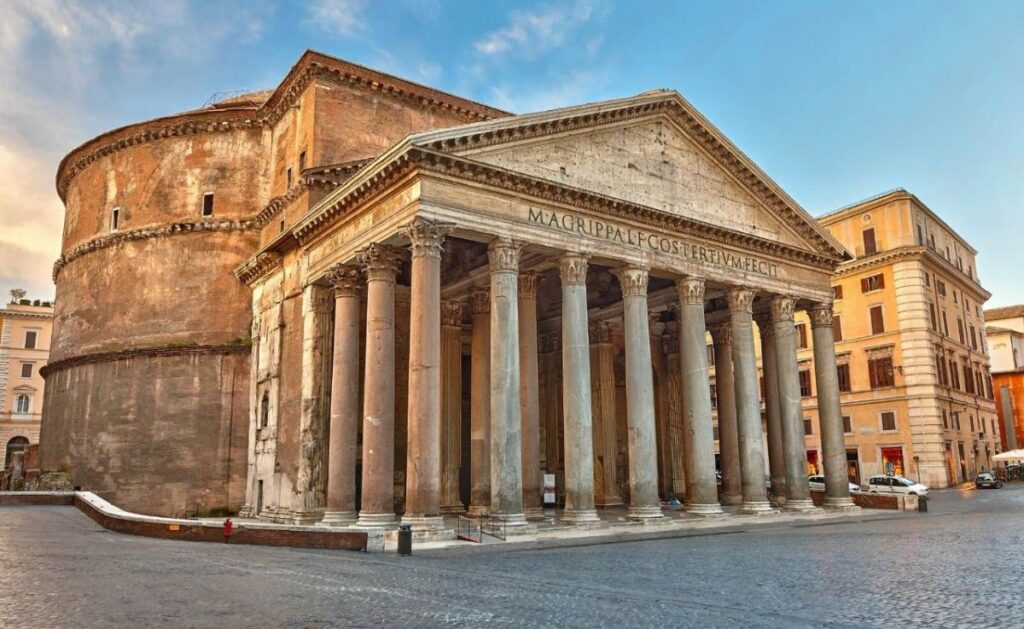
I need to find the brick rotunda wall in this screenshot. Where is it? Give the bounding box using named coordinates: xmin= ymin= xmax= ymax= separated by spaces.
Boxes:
xmin=40 ymin=107 xmax=263 ymax=517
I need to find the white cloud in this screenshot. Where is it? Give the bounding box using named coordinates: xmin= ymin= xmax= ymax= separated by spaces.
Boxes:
xmin=307 ymin=0 xmax=366 ymax=36
xmin=487 ymin=70 xmax=599 ymax=114
xmin=474 ymin=0 xmax=600 ymax=58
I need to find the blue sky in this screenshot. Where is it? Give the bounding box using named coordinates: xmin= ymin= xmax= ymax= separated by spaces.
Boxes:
xmin=2 ymin=0 xmax=1022 ymax=306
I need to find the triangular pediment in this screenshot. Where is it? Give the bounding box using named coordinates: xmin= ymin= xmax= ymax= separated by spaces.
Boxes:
xmin=411 ymin=92 xmax=848 ymax=260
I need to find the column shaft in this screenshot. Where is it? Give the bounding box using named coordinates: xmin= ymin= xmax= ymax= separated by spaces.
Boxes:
xmin=809 ymin=304 xmax=856 ymax=509
xmin=559 ymin=254 xmax=600 ymax=523
xmin=615 ymin=267 xmax=663 ymax=520
xmin=709 ymin=324 xmax=741 ymax=506
xmin=323 ymin=265 xmax=362 ymax=525
xmin=757 ymin=317 xmax=786 ymax=502
xmin=468 ymin=289 xmax=490 ymax=517
xmin=488 ymin=238 xmax=527 ymax=527
xmin=440 ymin=301 xmax=465 ymax=513
xmin=519 ymin=274 xmax=544 ymax=520
xmin=726 ymin=289 xmax=774 ymax=514
xmin=677 ymin=278 xmax=723 ymax=515
xmin=590 ymin=321 xmax=622 ymax=506
xmin=356 ymin=244 xmax=403 ymax=527
xmin=772 ymin=297 xmax=816 ymax=511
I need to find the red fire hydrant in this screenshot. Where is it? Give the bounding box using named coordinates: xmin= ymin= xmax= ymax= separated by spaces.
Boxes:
xmin=223 ymin=517 xmax=233 ymax=543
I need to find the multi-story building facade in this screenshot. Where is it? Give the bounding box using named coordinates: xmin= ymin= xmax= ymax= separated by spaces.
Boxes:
xmin=785 ymin=189 xmax=998 ymax=487
xmin=1 ymin=300 xmax=54 ymax=468
xmin=984 ymin=304 xmax=1024 ymax=451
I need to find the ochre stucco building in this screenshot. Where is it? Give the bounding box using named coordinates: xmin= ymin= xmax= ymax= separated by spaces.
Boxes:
xmin=1 ymin=301 xmax=53 ymax=469
xmin=43 ymin=50 xmax=862 ymax=525
xmin=985 ymin=304 xmax=1024 ymax=451
xmin=788 ymin=191 xmax=999 ymax=487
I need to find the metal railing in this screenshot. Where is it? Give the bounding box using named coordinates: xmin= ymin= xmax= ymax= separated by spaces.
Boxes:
xmin=457 ymin=515 xmax=482 ymax=543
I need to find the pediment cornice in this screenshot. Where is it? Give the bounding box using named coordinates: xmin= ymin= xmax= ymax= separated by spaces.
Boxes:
xmin=290 ymin=146 xmax=840 ymax=271
xmin=411 ymin=94 xmax=848 ymax=262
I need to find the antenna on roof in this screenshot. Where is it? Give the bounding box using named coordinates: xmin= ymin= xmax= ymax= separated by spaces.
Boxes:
xmin=202 ymin=90 xmax=254 ymax=108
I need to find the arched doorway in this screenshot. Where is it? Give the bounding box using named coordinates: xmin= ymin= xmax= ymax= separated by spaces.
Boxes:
xmin=4 ymin=436 xmax=29 ymax=470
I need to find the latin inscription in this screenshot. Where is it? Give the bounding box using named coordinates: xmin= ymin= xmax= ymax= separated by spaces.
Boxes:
xmin=527 ymin=207 xmax=779 ymax=278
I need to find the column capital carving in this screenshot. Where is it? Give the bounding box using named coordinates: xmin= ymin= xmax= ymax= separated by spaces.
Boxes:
xmin=471 ymin=287 xmax=490 ymax=315
xmin=539 ymin=332 xmax=561 ymax=353
xmin=358 ymin=243 xmax=403 ymax=282
xmin=613 ymin=266 xmax=649 ymax=297
xmin=487 ymin=237 xmax=522 ymax=273
xmin=400 ymin=217 xmax=455 ymax=259
xmin=441 ymin=300 xmax=466 ymax=327
xmin=559 ymin=253 xmax=589 ymax=285
xmin=518 ymin=273 xmax=541 ymax=299
xmin=769 ymin=296 xmax=796 ymax=323
xmin=725 ymin=287 xmax=755 ymax=313
xmin=588 ymin=320 xmax=613 ymax=344
xmin=708 ymin=322 xmax=733 ymax=346
xmin=326 ymin=263 xmax=362 ymax=297
xmin=676 ymin=277 xmax=706 ymax=305
xmin=753 ymin=315 xmax=774 ymax=340
xmin=807 ymin=303 xmax=835 ymax=328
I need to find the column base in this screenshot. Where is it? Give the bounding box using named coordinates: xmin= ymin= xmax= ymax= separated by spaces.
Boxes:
xmin=720 ymin=493 xmax=742 ymax=506
xmin=466 ymin=504 xmax=489 ymax=518
xmin=289 ymin=509 xmax=325 ymax=525
xmin=400 ymin=514 xmax=447 ymax=531
xmin=557 ymin=508 xmax=602 ymax=525
xmin=320 ymin=510 xmax=358 ymax=526
xmin=627 ymin=505 xmax=665 ymax=521
xmin=489 ymin=512 xmax=536 ymax=535
xmin=238 ymin=504 xmax=255 ymax=518
xmin=596 ymin=495 xmax=625 ymax=507
xmin=823 ymin=497 xmax=860 ymax=512
xmin=782 ymin=498 xmax=818 ymax=513
xmin=356 ymin=512 xmax=398 ymax=528
xmin=685 ymin=502 xmax=725 ymax=517
xmin=524 ymin=506 xmax=547 ymax=521
xmin=440 ymin=503 xmax=466 ymax=514
xmin=738 ymin=500 xmax=778 ymax=516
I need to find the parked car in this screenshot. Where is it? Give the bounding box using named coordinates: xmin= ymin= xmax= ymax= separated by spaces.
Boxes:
xmin=807 ymin=475 xmax=861 ymax=493
xmin=975 ymin=471 xmax=1003 ymax=489
xmin=867 ymin=475 xmax=929 ymax=496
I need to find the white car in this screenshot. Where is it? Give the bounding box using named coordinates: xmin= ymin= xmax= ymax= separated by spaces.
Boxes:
xmin=867 ymin=475 xmax=929 ymax=497
xmin=807 ymin=475 xmax=861 ymax=494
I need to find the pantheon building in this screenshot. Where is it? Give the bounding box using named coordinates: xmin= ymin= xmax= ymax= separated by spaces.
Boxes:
xmin=41 ymin=51 xmax=855 ymax=528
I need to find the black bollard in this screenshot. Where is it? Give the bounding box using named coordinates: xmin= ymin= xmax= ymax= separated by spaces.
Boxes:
xmin=397 ymin=523 xmax=413 ymax=555
xmin=917 ymin=495 xmax=928 ymax=513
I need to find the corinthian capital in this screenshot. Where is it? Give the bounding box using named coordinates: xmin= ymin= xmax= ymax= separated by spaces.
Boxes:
xmin=613 ymin=266 xmax=649 ymax=297
xmin=326 ymin=263 xmax=362 ymax=297
xmin=518 ymin=273 xmax=541 ymax=299
xmin=726 ymin=287 xmax=755 ymax=313
xmin=471 ymin=287 xmax=490 ymax=315
xmin=487 ymin=237 xmax=522 ymax=273
xmin=401 ymin=217 xmax=455 ymax=259
xmin=769 ymin=296 xmax=796 ymax=323
xmin=708 ymin=322 xmax=733 ymax=346
xmin=441 ymin=300 xmax=466 ymax=327
xmin=676 ymin=277 xmax=705 ymax=306
xmin=807 ymin=303 xmax=835 ymax=328
xmin=559 ymin=253 xmax=589 ymax=285
xmin=358 ymin=243 xmax=404 ymax=282
xmin=589 ymin=320 xmax=613 ymax=344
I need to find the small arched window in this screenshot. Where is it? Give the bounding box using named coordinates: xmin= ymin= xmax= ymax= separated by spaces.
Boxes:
xmin=14 ymin=394 xmax=30 ymax=414
xmin=260 ymin=392 xmax=270 ymax=428
xmin=5 ymin=436 xmax=29 ymax=469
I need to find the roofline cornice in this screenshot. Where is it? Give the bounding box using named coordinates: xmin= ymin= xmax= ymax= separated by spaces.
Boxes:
xmin=835 ymin=246 xmax=992 ymax=301
xmin=0 ymin=310 xmax=53 ymax=320
xmin=55 ymin=50 xmax=510 ymax=203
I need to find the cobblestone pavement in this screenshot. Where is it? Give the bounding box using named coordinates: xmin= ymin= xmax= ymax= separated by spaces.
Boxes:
xmin=2 ymin=485 xmax=1022 ymax=628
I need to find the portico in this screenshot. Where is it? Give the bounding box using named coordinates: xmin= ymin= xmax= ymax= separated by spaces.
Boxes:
xmin=240 ymin=90 xmax=857 ymax=530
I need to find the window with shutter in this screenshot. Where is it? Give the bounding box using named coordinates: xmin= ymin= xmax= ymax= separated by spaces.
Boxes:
xmin=799 ymin=369 xmax=812 ymax=397
xmin=868 ymin=356 xmax=894 ymax=388
xmin=869 ymin=305 xmax=884 ymax=335
xmin=836 ymin=363 xmax=851 ymax=392
xmin=842 ymin=415 xmax=852 ymax=433
xmin=880 ymin=412 xmax=897 ymax=431
xmin=796 ymin=324 xmax=808 ymax=349
xmin=928 ymin=303 xmax=937 ymax=331
xmin=833 ymin=285 xmax=843 ymax=300
xmin=832 ymin=315 xmax=842 ymax=342
xmin=863 ymin=228 xmax=877 ymax=255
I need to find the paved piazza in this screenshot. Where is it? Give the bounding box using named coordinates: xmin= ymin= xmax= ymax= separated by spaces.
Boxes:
xmin=1 ymin=488 xmax=1020 ymax=628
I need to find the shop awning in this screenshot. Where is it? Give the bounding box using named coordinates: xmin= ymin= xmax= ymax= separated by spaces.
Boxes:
xmin=993 ymin=449 xmax=1024 ymax=462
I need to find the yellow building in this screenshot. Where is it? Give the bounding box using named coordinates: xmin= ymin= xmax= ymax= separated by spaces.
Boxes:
xmin=1 ymin=300 xmax=54 ymax=468
xmin=793 ymin=189 xmax=998 ymax=487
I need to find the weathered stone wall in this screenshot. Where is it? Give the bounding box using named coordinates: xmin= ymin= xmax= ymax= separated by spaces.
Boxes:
xmin=39 ymin=349 xmax=249 ymax=516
